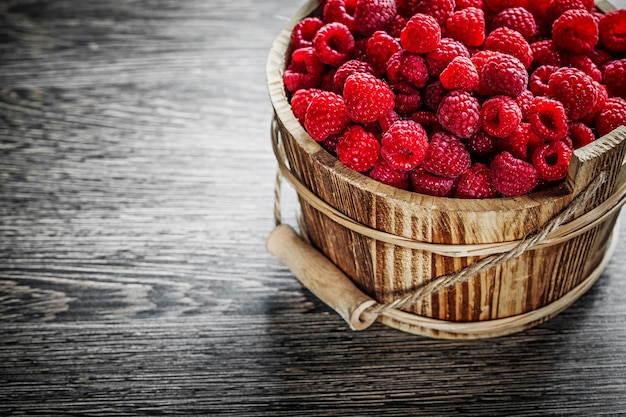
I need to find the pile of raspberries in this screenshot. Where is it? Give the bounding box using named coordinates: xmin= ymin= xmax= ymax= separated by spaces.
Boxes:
xmin=282 ymin=0 xmax=626 ymax=198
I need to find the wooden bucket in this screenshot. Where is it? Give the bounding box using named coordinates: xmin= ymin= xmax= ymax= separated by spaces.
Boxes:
xmin=265 ymin=0 xmax=626 ymax=339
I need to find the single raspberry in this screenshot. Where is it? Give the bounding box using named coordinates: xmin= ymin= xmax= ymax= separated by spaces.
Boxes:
xmin=424 ymin=80 xmax=448 ymax=112
xmin=410 ymin=167 xmax=457 ymax=197
xmin=386 ymin=50 xmax=429 ymax=88
xmin=530 ymin=40 xmax=564 ymax=67
xmin=378 ymin=110 xmax=401 ymax=131
xmin=529 ymin=96 xmax=568 ymax=142
xmin=547 ymin=67 xmax=597 ymax=120
xmin=426 ymin=38 xmax=471 ymax=77
xmin=381 ymin=120 xmax=429 ymax=170
xmin=410 ymin=110 xmax=440 ymax=133
xmin=422 ymin=131 xmax=472 ymax=178
xmin=412 ymin=0 xmax=456 ymax=25
xmin=552 ymin=9 xmax=598 ymax=55
xmin=484 ymin=0 xmax=528 ymax=13
xmin=343 ymin=72 xmax=395 ymax=123
xmin=455 ymin=163 xmax=498 ymax=198
xmin=568 ymin=121 xmax=595 ymax=149
xmin=291 ymin=17 xmax=324 ymax=49
xmin=323 ymin=0 xmax=357 ymax=32
xmin=490 ymin=7 xmax=537 ymax=40
xmin=437 ymin=90 xmax=481 ymax=139
xmin=484 ymin=27 xmax=533 ymax=68
xmin=282 ymin=47 xmax=325 ymax=93
xmin=468 ymin=129 xmax=498 ymax=156
xmin=515 ymin=89 xmax=533 ymax=121
xmin=439 ymin=56 xmax=480 ymax=92
xmin=354 ymin=0 xmax=397 ymax=36
xmin=481 ymin=96 xmax=522 ymax=138
xmin=566 ymin=55 xmax=602 ymax=83
xmin=336 ymin=125 xmax=381 ymax=172
xmin=532 ymin=140 xmax=573 ymax=181
xmin=391 ymin=81 xmax=423 ymax=115
xmin=401 ymin=13 xmax=442 ymax=54
xmin=387 ymin=13 xmax=409 ymax=37
xmin=491 ymin=151 xmax=539 ymax=196
xmin=603 ymin=59 xmax=626 ymax=100
xmin=313 ymin=22 xmax=355 ymax=66
xmin=304 ymin=91 xmax=351 ymax=142
xmin=456 ymin=0 xmax=486 ymax=9
xmin=598 ymin=9 xmax=626 ymax=53
xmin=596 ymin=97 xmax=626 ymax=137
xmin=546 ymin=0 xmax=593 ymax=21
xmin=445 ymin=7 xmax=486 ymax=48
xmin=498 ymin=122 xmax=542 ymax=161
xmin=529 ymin=65 xmax=558 ymax=96
xmin=480 ymin=52 xmax=528 ymax=97
xmin=365 ymin=31 xmax=402 ymax=75
xmin=333 ymin=59 xmax=375 ymax=94
xmin=290 ymin=88 xmax=322 ymax=125
xmin=369 ymin=157 xmax=410 ymax=189
xmin=585 ymin=81 xmax=608 ymax=122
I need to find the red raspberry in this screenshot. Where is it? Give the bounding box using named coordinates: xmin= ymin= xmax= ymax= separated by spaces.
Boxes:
xmin=424 ymin=80 xmax=448 ymax=112
xmin=604 ymin=59 xmax=626 ymax=100
xmin=456 ymin=0 xmax=486 ymax=9
xmin=596 ymin=98 xmax=626 ymax=137
xmin=401 ymin=13 xmax=442 ymax=54
xmin=381 ymin=120 xmax=429 ymax=170
xmin=320 ymin=134 xmax=342 ymax=156
xmin=585 ymin=81 xmax=608 ymax=123
xmin=566 ymin=55 xmax=602 ymax=83
xmin=480 ymin=52 xmax=528 ymax=98
xmin=413 ymin=0 xmax=456 ymax=25
xmin=336 ymin=125 xmax=381 ymax=172
xmin=386 ymin=51 xmax=429 ymax=89
xmin=552 ymin=9 xmax=598 ymax=55
xmin=546 ymin=0 xmax=595 ymax=23
xmin=532 ymin=140 xmax=573 ymax=181
xmin=283 ymin=47 xmax=325 ymax=93
xmin=515 ymin=89 xmax=533 ymax=121
xmin=323 ymin=0 xmax=357 ymax=32
xmin=422 ymin=131 xmax=472 ymax=178
xmin=387 ymin=13 xmax=409 ymax=37
xmin=529 ymin=65 xmax=558 ymax=96
xmin=547 ymin=67 xmax=597 ymax=121
xmin=529 ymin=96 xmax=568 ymax=142
xmin=491 ymin=7 xmax=537 ymax=40
xmin=410 ymin=167 xmax=457 ymax=197
xmin=437 ymin=90 xmax=481 ymax=138
xmin=470 ymin=50 xmax=504 ymax=73
xmin=369 ymin=158 xmax=410 ymax=189
xmin=333 ymin=59 xmax=375 ymax=94
xmin=439 ymin=56 xmax=480 ymax=92
xmin=568 ymin=121 xmax=595 ymax=149
xmin=410 ymin=110 xmax=440 ymax=133
xmin=391 ymin=81 xmax=423 ymax=115
xmin=365 ymin=31 xmax=402 ymax=75
xmin=455 ymin=163 xmax=498 ymax=198
xmin=598 ymin=9 xmax=626 ymax=53
xmin=354 ymin=0 xmax=397 ymax=36
xmin=313 ymin=23 xmax=355 ymax=66
xmin=344 ymin=72 xmax=395 ymax=123
xmin=290 ymin=88 xmax=322 ymax=125
xmin=491 ymin=151 xmax=538 ymax=196
xmin=530 ymin=40 xmax=564 ymax=67
xmin=426 ymin=38 xmax=471 ymax=77
xmin=484 ymin=27 xmax=533 ymax=68
xmin=378 ymin=109 xmax=401 ymax=131
xmin=304 ymin=91 xmax=351 ymax=142
xmin=445 ymin=7 xmax=486 ymax=48
xmin=481 ymin=96 xmax=522 ymax=138
xmin=291 ymin=17 xmax=324 ymax=49
xmin=498 ymin=122 xmax=542 ymax=161
xmin=468 ymin=129 xmax=498 ymax=156
xmin=484 ymin=0 xmax=528 ymax=13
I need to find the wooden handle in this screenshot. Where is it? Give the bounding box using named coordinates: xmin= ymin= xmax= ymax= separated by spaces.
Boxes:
xmin=266 ymin=224 xmax=378 ymax=330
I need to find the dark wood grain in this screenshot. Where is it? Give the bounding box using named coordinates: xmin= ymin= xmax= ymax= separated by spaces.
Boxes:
xmin=1 ymin=0 xmax=626 ymax=415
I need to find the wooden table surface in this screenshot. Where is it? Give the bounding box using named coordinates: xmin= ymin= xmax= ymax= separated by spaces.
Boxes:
xmin=1 ymin=0 xmax=626 ymax=415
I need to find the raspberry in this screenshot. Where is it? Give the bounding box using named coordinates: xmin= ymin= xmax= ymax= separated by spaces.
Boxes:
xmin=484 ymin=0 xmax=528 ymax=13
xmin=283 ymin=47 xmax=325 ymax=93
xmin=490 ymin=7 xmax=537 ymax=40
xmin=304 ymin=91 xmax=351 ymax=142
xmin=468 ymin=129 xmax=498 ymax=156
xmin=470 ymin=50 xmax=505 ymax=73
xmin=336 ymin=125 xmax=381 ymax=172
xmin=530 ymin=40 xmax=564 ymax=67
xmin=532 ymin=140 xmax=573 ymax=181
xmin=378 ymin=109 xmax=401 ymax=131
xmin=437 ymin=90 xmax=481 ymax=138
xmin=546 ymin=0 xmax=595 ymax=23
xmin=456 ymin=0 xmax=486 ymax=9
xmin=291 ymin=17 xmax=324 ymax=49
xmin=387 ymin=13 xmax=409 ymax=37
xmin=391 ymin=81 xmax=423 ymax=115
xmin=413 ymin=0 xmax=456 ymax=25
xmin=481 ymin=96 xmax=522 ymax=138
xmin=333 ymin=59 xmax=375 ymax=94
xmin=381 ymin=120 xmax=429 ymax=170
xmin=426 ymin=38 xmax=471 ymax=77
xmin=480 ymin=52 xmax=528 ymax=98
xmin=422 ymin=131 xmax=472 ymax=178
xmin=439 ymin=56 xmax=480 ymax=92
xmin=484 ymin=27 xmax=533 ymax=68
xmin=552 ymin=9 xmax=598 ymax=55
xmin=410 ymin=167 xmax=457 ymax=196
xmin=598 ymin=9 xmax=626 ymax=53
xmin=320 ymin=134 xmax=342 ymax=156
xmin=498 ymin=122 xmax=542 ymax=160
xmin=313 ymin=22 xmax=355 ymax=66
xmin=566 ymin=55 xmax=602 ymax=83
xmin=343 ymin=72 xmax=395 ymax=123
xmin=455 ymin=163 xmax=499 ymax=198
xmin=354 ymin=0 xmax=397 ymax=36
xmin=401 ymin=13 xmax=442 ymax=54
xmin=491 ymin=151 xmax=539 ymax=196
xmin=424 ymin=80 xmax=448 ymax=112
xmin=568 ymin=121 xmax=595 ymax=149
xmin=290 ymin=88 xmax=322 ymax=124
xmin=323 ymin=0 xmax=357 ymax=32
xmin=369 ymin=158 xmax=410 ymax=189
xmin=547 ymin=67 xmax=597 ymax=121
xmin=386 ymin=51 xmax=429 ymax=89
xmin=596 ymin=97 xmax=626 ymax=137
xmin=365 ymin=31 xmax=402 ymax=75
xmin=603 ymin=59 xmax=626 ymax=100
xmin=445 ymin=7 xmax=486 ymax=47
xmin=410 ymin=110 xmax=440 ymax=133
xmin=529 ymin=96 xmax=569 ymax=141
xmin=529 ymin=65 xmax=558 ymax=96
xmin=586 ymin=81 xmax=608 ymax=122
xmin=515 ymin=89 xmax=533 ymax=121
